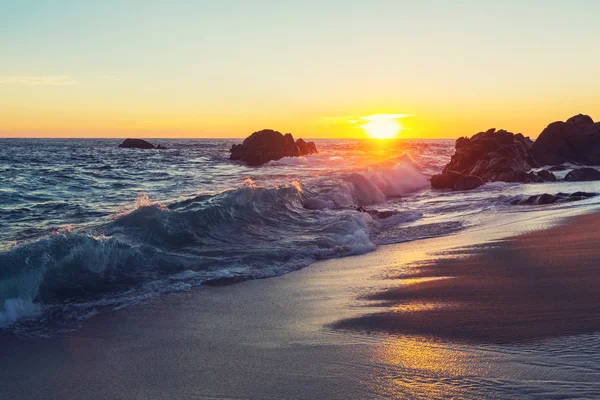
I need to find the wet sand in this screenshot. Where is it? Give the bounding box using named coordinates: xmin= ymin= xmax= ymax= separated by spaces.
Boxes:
xmin=336 ymin=214 xmax=600 ymax=343
xmin=2 ymin=208 xmax=600 ymax=399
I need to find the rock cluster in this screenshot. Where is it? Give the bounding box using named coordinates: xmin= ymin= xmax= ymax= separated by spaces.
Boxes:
xmin=230 ymin=129 xmax=318 ymax=166
xmin=564 ymin=167 xmax=600 ymax=181
xmin=118 ymin=139 xmax=167 ymax=150
xmin=431 ymin=128 xmax=553 ymax=190
xmin=511 ymin=192 xmax=596 ymax=205
xmin=531 ymin=114 xmax=600 ymax=165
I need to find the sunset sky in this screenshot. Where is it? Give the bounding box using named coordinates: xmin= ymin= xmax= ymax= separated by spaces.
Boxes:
xmin=1 ymin=0 xmax=599 ymax=139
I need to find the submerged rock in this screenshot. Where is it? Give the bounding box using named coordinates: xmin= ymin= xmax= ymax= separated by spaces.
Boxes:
xmin=564 ymin=167 xmax=600 ymax=181
xmin=531 ymin=114 xmax=600 ymax=165
xmin=118 ymin=139 xmax=166 ymax=150
xmin=511 ymin=192 xmax=596 ymax=205
xmin=229 ymin=129 xmax=318 ymax=166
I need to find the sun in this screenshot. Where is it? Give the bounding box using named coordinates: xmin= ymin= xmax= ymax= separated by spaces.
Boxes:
xmin=361 ymin=114 xmax=404 ymax=139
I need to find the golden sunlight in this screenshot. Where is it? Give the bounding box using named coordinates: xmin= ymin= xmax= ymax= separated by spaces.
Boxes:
xmin=360 ymin=114 xmax=405 ymax=139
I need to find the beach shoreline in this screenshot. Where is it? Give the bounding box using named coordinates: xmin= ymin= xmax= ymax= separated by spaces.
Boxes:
xmin=2 ymin=206 xmax=600 ymax=399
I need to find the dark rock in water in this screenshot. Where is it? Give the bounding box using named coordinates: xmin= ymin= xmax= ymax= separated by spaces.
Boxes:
xmin=155 ymin=144 xmax=167 ymax=150
xmin=118 ymin=138 xmax=163 ymax=149
xmin=431 ymin=172 xmax=483 ymax=191
xmin=431 ymin=171 xmax=464 ymax=189
xmin=439 ymin=128 xmax=542 ymax=185
xmin=368 ymin=209 xmax=395 ymax=219
xmin=537 ymin=169 xmax=557 ymax=182
xmin=570 ymin=191 xmax=597 ymax=198
xmin=434 ymin=114 xmax=600 ymax=188
xmin=564 ymin=167 xmax=600 ymax=181
xmin=531 ymin=114 xmax=600 ymax=165
xmin=511 ymin=191 xmax=596 ymax=205
xmin=547 ymin=164 xmax=568 ymax=171
xmin=355 ymin=206 xmax=395 ymax=219
xmin=454 ymin=175 xmax=484 ymax=191
xmin=295 ymin=138 xmax=318 ymax=155
xmin=229 ymin=129 xmax=318 ymax=165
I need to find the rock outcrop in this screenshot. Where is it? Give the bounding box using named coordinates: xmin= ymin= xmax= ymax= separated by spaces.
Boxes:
xmin=432 ymin=128 xmax=554 ymax=190
xmin=295 ymin=138 xmax=318 ymax=156
xmin=564 ymin=167 xmax=600 ymax=181
xmin=118 ymin=139 xmax=166 ymax=150
xmin=431 ymin=171 xmax=484 ymax=191
xmin=536 ymin=169 xmax=557 ymax=182
xmin=531 ymin=114 xmax=600 ymax=165
xmin=511 ymin=192 xmax=596 ymax=205
xmin=229 ymin=129 xmax=318 ymax=166
xmin=430 ymin=171 xmax=464 ymax=189
xmin=454 ymin=175 xmax=485 ymax=191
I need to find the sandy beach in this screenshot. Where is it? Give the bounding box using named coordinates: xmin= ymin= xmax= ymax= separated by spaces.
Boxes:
xmin=1 ymin=207 xmax=600 ymax=399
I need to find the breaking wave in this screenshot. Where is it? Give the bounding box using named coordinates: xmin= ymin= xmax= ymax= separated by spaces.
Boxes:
xmin=0 ymin=157 xmax=434 ymax=330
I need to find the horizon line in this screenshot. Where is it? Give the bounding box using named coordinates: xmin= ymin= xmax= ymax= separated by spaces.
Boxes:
xmin=0 ymin=136 xmax=461 ymax=140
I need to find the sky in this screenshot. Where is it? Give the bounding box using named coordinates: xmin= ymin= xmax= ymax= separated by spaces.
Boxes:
xmin=1 ymin=0 xmax=599 ymax=139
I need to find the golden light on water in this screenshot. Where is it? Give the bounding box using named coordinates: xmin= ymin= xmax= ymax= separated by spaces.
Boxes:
xmin=360 ymin=114 xmax=408 ymax=139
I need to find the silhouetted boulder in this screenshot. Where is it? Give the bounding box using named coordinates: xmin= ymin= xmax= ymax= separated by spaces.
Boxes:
xmin=430 ymin=171 xmax=464 ymax=189
xmin=537 ymin=169 xmax=557 ymax=182
xmin=295 ymin=138 xmax=318 ymax=155
xmin=430 ymin=172 xmax=483 ymax=191
xmin=229 ymin=129 xmax=318 ymax=165
xmin=438 ymin=128 xmax=542 ymax=186
xmin=564 ymin=167 xmax=600 ymax=181
xmin=511 ymin=192 xmax=596 ymax=205
xmin=119 ymin=139 xmax=165 ymax=149
xmin=531 ymin=114 xmax=600 ymax=165
xmin=454 ymin=175 xmax=484 ymax=191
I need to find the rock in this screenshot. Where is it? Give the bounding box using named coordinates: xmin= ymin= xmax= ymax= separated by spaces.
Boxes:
xmin=229 ymin=129 xmax=318 ymax=165
xmin=531 ymin=114 xmax=600 ymax=165
xmin=431 ymin=171 xmax=464 ymax=189
xmin=355 ymin=207 xmax=395 ymax=219
xmin=295 ymin=138 xmax=318 ymax=155
xmin=567 ymin=114 xmax=594 ymax=125
xmin=570 ymin=191 xmax=597 ymax=198
xmin=511 ymin=192 xmax=596 ymax=205
xmin=537 ymin=169 xmax=557 ymax=182
xmin=431 ymin=172 xmax=484 ymax=191
xmin=564 ymin=167 xmax=600 ymax=181
xmin=547 ymin=164 xmax=568 ymax=171
xmin=155 ymin=144 xmax=167 ymax=150
xmin=118 ymin=139 xmax=158 ymax=149
xmin=454 ymin=175 xmax=484 ymax=191
xmin=439 ymin=128 xmax=539 ymax=185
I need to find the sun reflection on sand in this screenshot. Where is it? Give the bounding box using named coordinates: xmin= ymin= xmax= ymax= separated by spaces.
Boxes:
xmin=369 ymin=336 xmax=486 ymax=398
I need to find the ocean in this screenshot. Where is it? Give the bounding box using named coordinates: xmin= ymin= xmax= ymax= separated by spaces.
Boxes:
xmin=1 ymin=138 xmax=599 ymax=334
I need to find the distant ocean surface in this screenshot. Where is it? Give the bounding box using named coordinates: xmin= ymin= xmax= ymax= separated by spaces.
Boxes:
xmin=2 ymin=138 xmax=599 ymax=333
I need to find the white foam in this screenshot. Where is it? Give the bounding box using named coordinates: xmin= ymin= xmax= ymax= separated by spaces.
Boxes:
xmin=304 ymin=157 xmax=429 ymax=209
xmin=0 ymin=298 xmax=41 ymax=327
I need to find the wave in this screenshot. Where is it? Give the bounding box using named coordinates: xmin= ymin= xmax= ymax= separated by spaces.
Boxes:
xmin=0 ymin=157 xmax=431 ymax=330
